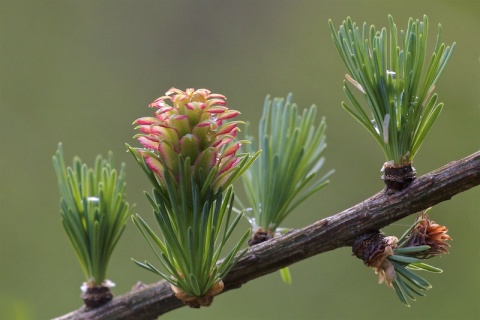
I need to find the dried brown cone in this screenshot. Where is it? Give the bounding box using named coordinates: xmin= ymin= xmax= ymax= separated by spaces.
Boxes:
xmin=171 ymin=280 xmax=224 ymax=308
xmin=403 ymin=211 xmax=452 ymax=259
xmin=381 ymin=161 xmax=416 ymax=191
xmin=352 ymin=231 xmax=398 ymax=287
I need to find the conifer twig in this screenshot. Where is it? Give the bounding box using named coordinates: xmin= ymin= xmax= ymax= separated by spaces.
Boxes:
xmin=55 ymin=150 xmax=480 ymax=320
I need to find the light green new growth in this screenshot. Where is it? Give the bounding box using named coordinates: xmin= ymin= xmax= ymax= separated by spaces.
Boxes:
xmin=329 ymin=15 xmax=455 ymax=165
xmin=387 ymin=214 xmax=444 ymax=307
xmin=53 ymin=143 xmax=134 ymax=285
xmin=241 ymin=94 xmax=334 ymax=233
xmin=131 ymin=155 xmax=251 ymax=297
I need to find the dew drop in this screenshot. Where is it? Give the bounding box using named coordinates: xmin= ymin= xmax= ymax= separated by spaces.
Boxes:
xmin=249 ymin=218 xmax=260 ymax=231
xmin=394 ymin=91 xmax=404 ymax=108
xmin=410 ymin=96 xmax=419 ymax=107
xmin=207 ymin=125 xmax=218 ymax=142
xmin=371 ymin=119 xmax=380 ymax=134
xmin=387 ymin=70 xmax=396 ymax=79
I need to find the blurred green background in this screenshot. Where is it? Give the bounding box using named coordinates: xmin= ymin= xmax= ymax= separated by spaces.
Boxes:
xmin=1 ymin=1 xmax=478 ymax=319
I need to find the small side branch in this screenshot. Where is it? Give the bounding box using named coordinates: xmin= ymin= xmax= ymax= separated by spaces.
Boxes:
xmin=56 ymin=151 xmax=480 ymax=320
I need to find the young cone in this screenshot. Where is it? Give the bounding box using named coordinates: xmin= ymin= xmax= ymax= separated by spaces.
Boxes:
xmin=129 ymin=88 xmax=259 ymax=307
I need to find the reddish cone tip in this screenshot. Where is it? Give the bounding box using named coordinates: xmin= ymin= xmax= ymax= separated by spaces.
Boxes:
xmin=133 ymin=87 xmax=244 ymax=192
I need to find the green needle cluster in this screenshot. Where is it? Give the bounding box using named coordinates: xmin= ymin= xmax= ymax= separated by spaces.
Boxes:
xmin=128 ymin=88 xmax=259 ymax=306
xmin=387 ymin=210 xmax=450 ymax=306
xmin=128 ymin=140 xmax=257 ymax=305
xmin=354 ymin=209 xmax=451 ymax=307
xmin=329 ymin=15 xmax=455 ymax=166
xmin=131 ymin=156 xmax=251 ymax=301
xmin=388 ymin=246 xmax=442 ymax=307
xmin=53 ymin=144 xmax=134 ymax=286
xmin=241 ymin=94 xmax=334 ymax=237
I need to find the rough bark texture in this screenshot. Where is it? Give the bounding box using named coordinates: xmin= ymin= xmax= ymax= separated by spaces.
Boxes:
xmin=55 ymin=151 xmax=480 ymax=320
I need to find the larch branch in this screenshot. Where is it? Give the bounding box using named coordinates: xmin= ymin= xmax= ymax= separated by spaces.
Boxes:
xmin=55 ymin=150 xmax=480 ymax=320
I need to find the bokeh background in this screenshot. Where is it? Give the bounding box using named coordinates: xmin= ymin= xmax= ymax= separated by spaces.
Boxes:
xmin=1 ymin=1 xmax=478 ymax=319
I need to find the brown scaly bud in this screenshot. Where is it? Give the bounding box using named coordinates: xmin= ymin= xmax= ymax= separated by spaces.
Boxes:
xmin=352 ymin=231 xmax=398 ymax=287
xmin=381 ymin=161 xmax=416 ymax=191
xmin=248 ymin=228 xmax=274 ymax=246
xmin=80 ymin=280 xmax=114 ymax=309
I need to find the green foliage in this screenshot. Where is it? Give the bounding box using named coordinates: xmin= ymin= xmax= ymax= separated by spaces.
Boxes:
xmin=127 ymin=145 xmax=260 ymax=207
xmin=387 ymin=213 xmax=446 ymax=307
xmin=388 ymin=252 xmax=441 ymax=307
xmin=329 ymin=15 xmax=455 ymax=165
xmin=131 ymin=155 xmax=250 ymax=297
xmin=241 ymin=94 xmax=334 ymax=233
xmin=52 ymin=144 xmax=134 ymax=285
xmin=127 ymin=87 xmax=260 ymax=299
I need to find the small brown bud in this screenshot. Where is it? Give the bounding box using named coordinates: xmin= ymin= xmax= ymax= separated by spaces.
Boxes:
xmin=352 ymin=232 xmax=398 ymax=287
xmin=248 ymin=228 xmax=274 ymax=246
xmin=81 ymin=281 xmax=114 ymax=309
xmin=381 ymin=162 xmax=416 ymax=191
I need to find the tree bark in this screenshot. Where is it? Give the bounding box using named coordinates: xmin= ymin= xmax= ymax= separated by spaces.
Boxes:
xmin=55 ymin=151 xmax=480 ymax=320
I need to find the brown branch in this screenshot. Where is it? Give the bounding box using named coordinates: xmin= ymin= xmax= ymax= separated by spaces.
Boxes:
xmin=55 ymin=151 xmax=480 ymax=320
